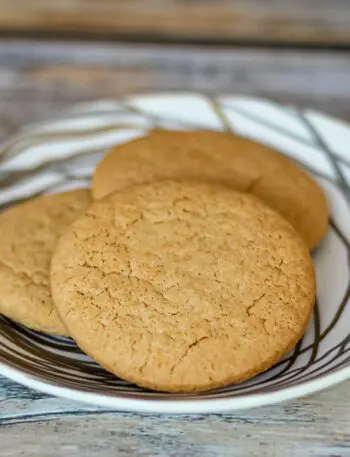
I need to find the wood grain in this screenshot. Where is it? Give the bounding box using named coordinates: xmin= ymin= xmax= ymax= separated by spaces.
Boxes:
xmin=0 ymin=1 xmax=350 ymax=45
xmin=1 ymin=376 xmax=350 ymax=456
xmin=0 ymin=39 xmax=349 ymax=145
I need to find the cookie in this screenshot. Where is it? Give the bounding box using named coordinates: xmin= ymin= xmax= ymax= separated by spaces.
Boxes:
xmin=51 ymin=181 xmax=315 ymax=392
xmin=0 ymin=189 xmax=91 ymax=335
xmin=92 ymin=129 xmax=328 ymax=250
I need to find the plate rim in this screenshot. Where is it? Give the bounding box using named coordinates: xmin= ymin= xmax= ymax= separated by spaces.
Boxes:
xmin=1 ymin=362 xmax=350 ymax=414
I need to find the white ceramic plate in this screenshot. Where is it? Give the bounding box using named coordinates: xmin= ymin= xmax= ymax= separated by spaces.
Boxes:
xmin=0 ymin=93 xmax=350 ymax=414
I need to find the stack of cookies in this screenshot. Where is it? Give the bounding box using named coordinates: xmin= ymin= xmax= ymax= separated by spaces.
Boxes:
xmin=0 ymin=130 xmax=328 ymax=393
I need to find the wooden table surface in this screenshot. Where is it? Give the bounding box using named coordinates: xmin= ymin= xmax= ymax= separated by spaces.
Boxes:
xmin=0 ymin=38 xmax=350 ymax=456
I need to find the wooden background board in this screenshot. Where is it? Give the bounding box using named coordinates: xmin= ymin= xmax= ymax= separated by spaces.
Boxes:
xmin=0 ymin=1 xmax=350 ymax=45
xmin=0 ymin=40 xmax=350 ymax=146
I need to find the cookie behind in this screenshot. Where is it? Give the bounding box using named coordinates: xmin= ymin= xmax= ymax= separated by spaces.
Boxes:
xmin=0 ymin=189 xmax=91 ymax=335
xmin=92 ymin=130 xmax=328 ymax=250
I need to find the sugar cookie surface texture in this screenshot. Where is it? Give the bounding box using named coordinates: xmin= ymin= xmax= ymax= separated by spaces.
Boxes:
xmin=92 ymin=130 xmax=328 ymax=250
xmin=0 ymin=189 xmax=91 ymax=335
xmin=52 ymin=181 xmax=315 ymax=392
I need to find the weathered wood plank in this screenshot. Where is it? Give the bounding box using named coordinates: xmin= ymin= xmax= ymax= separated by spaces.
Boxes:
xmin=0 ymin=40 xmax=349 ymax=145
xmin=1 ymin=377 xmax=350 ymax=456
xmin=0 ymin=1 xmax=350 ymax=45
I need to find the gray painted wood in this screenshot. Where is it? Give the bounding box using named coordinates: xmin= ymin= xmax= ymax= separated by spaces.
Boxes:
xmin=1 ymin=376 xmax=350 ymax=456
xmin=0 ymin=39 xmax=350 ymax=456
xmin=0 ymin=40 xmax=350 ymax=140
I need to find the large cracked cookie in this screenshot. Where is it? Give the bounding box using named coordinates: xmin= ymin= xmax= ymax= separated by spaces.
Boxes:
xmin=51 ymin=181 xmax=315 ymax=392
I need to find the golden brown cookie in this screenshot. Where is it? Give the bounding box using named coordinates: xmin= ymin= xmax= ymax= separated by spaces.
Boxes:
xmin=0 ymin=189 xmax=91 ymax=335
xmin=92 ymin=129 xmax=328 ymax=250
xmin=51 ymin=181 xmax=315 ymax=392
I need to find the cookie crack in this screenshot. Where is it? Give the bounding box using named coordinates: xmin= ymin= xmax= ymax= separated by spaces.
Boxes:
xmin=125 ymin=212 xmax=144 ymax=229
xmin=246 ymin=293 xmax=266 ymax=317
xmin=139 ymin=338 xmax=152 ymax=375
xmin=141 ymin=300 xmax=180 ymax=317
xmin=170 ymin=335 xmax=210 ymax=375
xmin=70 ymin=229 xmax=98 ymax=243
xmin=0 ymin=259 xmax=46 ymax=288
